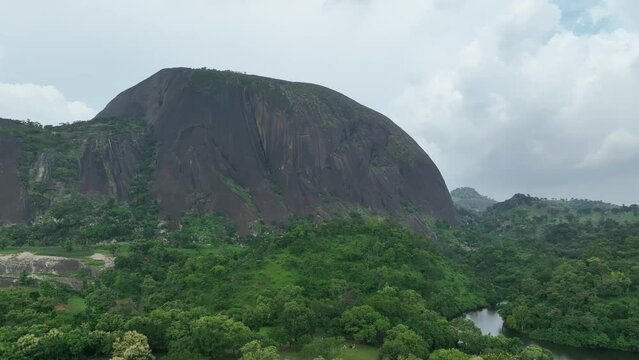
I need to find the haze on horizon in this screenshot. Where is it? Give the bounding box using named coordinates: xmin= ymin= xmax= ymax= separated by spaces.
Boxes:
xmin=1 ymin=0 xmax=638 ymax=205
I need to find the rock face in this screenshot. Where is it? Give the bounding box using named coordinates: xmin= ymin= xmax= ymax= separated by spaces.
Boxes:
xmin=0 ymin=252 xmax=85 ymax=277
xmin=0 ymin=252 xmax=114 ymax=289
xmin=0 ymin=68 xmax=457 ymax=233
xmin=0 ymin=117 xmax=149 ymax=221
xmin=0 ymin=131 xmax=27 ymax=224
xmin=96 ymin=68 xmax=457 ymax=232
xmin=77 ymin=135 xmax=146 ymax=200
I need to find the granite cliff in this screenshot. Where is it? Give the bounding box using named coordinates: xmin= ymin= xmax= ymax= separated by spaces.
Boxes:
xmin=0 ymin=68 xmax=457 ymax=233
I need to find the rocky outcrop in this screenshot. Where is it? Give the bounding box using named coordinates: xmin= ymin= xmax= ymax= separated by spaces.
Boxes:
xmin=78 ymin=135 xmax=146 ymax=200
xmin=490 ymin=193 xmax=539 ymax=211
xmin=0 ymin=252 xmax=85 ymax=277
xmin=0 ymin=68 xmax=457 ymax=234
xmin=0 ymin=131 xmax=27 ymax=224
xmin=0 ymin=252 xmax=114 ymax=289
xmin=0 ymin=116 xmax=149 ymax=220
xmin=97 ymin=68 xmax=457 ymax=232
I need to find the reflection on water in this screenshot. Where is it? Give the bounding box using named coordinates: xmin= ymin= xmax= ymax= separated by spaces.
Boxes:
xmin=465 ymin=308 xmax=636 ymax=360
xmin=465 ymin=308 xmax=504 ymax=336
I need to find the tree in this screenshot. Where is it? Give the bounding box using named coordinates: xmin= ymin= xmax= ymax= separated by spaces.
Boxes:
xmin=63 ymin=327 xmax=92 ymax=357
xmin=397 ymin=355 xmax=423 ymax=360
xmin=96 ymin=313 xmax=126 ymax=332
xmin=239 ymin=340 xmax=279 ymax=360
xmin=0 ymin=234 xmax=8 ymax=249
xmin=111 ymin=331 xmax=154 ymax=360
xmin=18 ymin=270 xmax=34 ymax=286
xmin=429 ymin=348 xmax=471 ymax=360
xmin=599 ymin=271 xmax=631 ymax=296
xmin=191 ymin=315 xmax=252 ymax=358
xmin=15 ymin=334 xmax=42 ymax=359
xmin=242 ymin=295 xmax=274 ymax=328
xmin=340 ymin=305 xmax=390 ymax=345
xmin=126 ymin=313 xmax=171 ymax=352
xmin=480 ymin=352 xmax=518 ymax=360
xmin=519 ymin=345 xmax=552 ymax=360
xmin=39 ymin=329 xmax=68 ymax=359
xmin=86 ymin=287 xmax=116 ymax=314
xmin=63 ymin=239 xmax=74 ymax=252
xmin=279 ymin=301 xmax=314 ymax=342
xmin=379 ymin=325 xmax=429 ymax=360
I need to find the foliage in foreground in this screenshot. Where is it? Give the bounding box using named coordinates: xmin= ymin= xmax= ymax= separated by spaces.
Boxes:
xmin=0 ymin=217 xmax=524 ymax=360
xmin=438 ymin=196 xmax=639 ymax=351
xmin=4 ymin=190 xmax=639 ymax=358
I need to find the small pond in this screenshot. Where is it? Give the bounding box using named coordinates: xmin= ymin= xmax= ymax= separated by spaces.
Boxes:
xmin=465 ymin=308 xmax=636 ymax=360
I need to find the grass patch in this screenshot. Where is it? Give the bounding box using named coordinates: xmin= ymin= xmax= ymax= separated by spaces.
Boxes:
xmin=341 ymin=345 xmax=379 ymax=360
xmin=66 ymin=296 xmax=87 ymax=313
xmin=57 ymin=296 xmax=86 ymax=323
xmin=281 ymin=343 xmax=379 ymax=360
xmin=258 ymin=254 xmax=299 ymax=288
xmin=81 ymin=258 xmax=105 ymax=266
xmin=223 ymin=177 xmax=257 ymax=212
xmin=232 ymin=254 xmax=299 ymax=305
xmin=172 ymin=244 xmax=242 ymax=256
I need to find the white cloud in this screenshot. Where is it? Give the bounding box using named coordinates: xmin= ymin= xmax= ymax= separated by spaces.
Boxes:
xmin=0 ymin=83 xmax=96 ymax=125
xmin=1 ymin=0 xmax=638 ymax=203
xmin=390 ymin=0 xmax=639 ymax=203
xmin=594 ymin=0 xmax=639 ymax=31
xmin=589 ymin=4 xmax=612 ymax=24
xmin=579 ymin=129 xmax=639 ymax=169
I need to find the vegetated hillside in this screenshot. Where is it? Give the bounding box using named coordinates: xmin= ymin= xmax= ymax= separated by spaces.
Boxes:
xmin=489 ymin=194 xmax=631 ymax=224
xmin=0 ymin=117 xmax=150 ymax=223
xmin=0 ymin=130 xmax=26 ymax=224
xmin=451 ymin=187 xmax=497 ymax=212
xmin=0 ymin=68 xmax=457 ymax=234
xmin=490 ymin=193 xmax=620 ymax=210
xmin=1 ymin=217 xmax=544 ymax=360
xmin=434 ymin=193 xmax=639 ymax=352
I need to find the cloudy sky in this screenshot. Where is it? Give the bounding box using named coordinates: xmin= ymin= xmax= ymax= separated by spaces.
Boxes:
xmin=1 ymin=0 xmax=638 ymax=204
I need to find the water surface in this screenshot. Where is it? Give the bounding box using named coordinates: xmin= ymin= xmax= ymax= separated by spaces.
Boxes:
xmin=465 ymin=308 xmax=636 ymax=360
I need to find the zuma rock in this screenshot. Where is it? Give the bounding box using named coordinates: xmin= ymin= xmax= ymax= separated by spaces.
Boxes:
xmin=0 ymin=130 xmax=27 ymax=224
xmin=0 ymin=68 xmax=457 ymax=234
xmin=96 ymin=68 xmax=457 ymax=232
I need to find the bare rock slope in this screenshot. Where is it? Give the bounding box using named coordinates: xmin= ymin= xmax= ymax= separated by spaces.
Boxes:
xmin=0 ymin=68 xmax=456 ymax=233
xmin=96 ymin=68 xmax=457 ymax=232
xmin=0 ymin=130 xmax=27 ymax=224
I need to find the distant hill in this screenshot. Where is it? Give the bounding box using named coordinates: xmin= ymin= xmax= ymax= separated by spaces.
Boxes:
xmin=491 ymin=193 xmax=622 ymax=212
xmin=488 ymin=193 xmax=638 ymax=225
xmin=451 ymin=187 xmax=497 ymax=212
